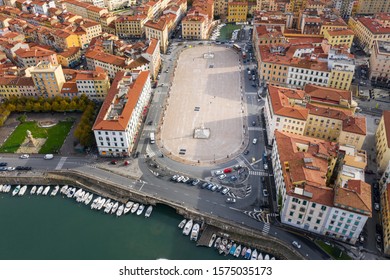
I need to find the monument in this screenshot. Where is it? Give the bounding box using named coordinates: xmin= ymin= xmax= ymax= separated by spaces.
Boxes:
xmin=193 ymin=123 xmax=210 ymax=139
xmin=26 ymin=130 xmax=37 ymax=147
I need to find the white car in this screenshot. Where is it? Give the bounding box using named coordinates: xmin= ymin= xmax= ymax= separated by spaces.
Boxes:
xmin=262 ymin=189 xmax=269 ymax=197
xmin=44 ymin=154 xmax=54 ymax=160
xmin=264 ymin=163 xmax=268 ymax=170
xmin=215 ymin=170 xmax=224 ymax=176
xmin=252 ymin=138 xmax=257 ymax=144
xmin=374 ymin=203 xmax=380 ymax=211
xmin=20 ymin=154 xmax=29 ymax=159
xmin=218 ymin=174 xmax=226 ymax=180
xmin=226 ymin=197 xmax=236 ymax=203
xmin=292 ymin=241 xmax=301 ymax=249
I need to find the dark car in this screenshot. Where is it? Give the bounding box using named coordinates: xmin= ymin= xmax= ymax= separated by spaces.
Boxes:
xmin=110 ymin=160 xmax=118 ymax=165
xmin=133 ymin=151 xmax=139 ymax=158
xmin=0 ymin=162 xmax=7 ymax=166
xmin=0 ymin=167 xmax=7 ymax=171
xmin=244 ymin=150 xmax=249 ymax=155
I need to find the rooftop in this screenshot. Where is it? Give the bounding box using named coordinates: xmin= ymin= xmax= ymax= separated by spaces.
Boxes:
xmin=334 ymin=180 xmax=372 ymax=216
xmin=382 ymin=111 xmax=390 ymax=148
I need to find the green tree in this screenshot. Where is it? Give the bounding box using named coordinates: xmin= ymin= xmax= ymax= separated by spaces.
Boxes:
xmin=69 ymin=100 xmax=77 ymax=111
xmin=43 ymin=102 xmax=51 ymax=112
xmin=6 ymin=103 xmax=16 ymax=112
xmin=25 ymin=101 xmax=33 ymax=112
xmin=51 ymin=101 xmax=60 ymax=111
xmin=60 ymin=100 xmax=69 ymax=111
xmin=16 ymin=104 xmax=25 ymax=112
xmin=33 ymin=102 xmax=41 ymax=112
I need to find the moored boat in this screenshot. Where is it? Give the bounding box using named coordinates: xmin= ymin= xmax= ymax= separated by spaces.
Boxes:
xmin=76 ymin=191 xmax=85 ymax=202
xmin=103 ymin=199 xmax=111 ymax=208
xmin=245 ymin=248 xmax=251 ymax=259
xmin=258 ymin=252 xmax=263 ymax=260
xmin=51 ymin=185 xmax=59 ymax=196
xmin=116 ymin=204 xmax=124 ymax=217
xmin=85 ymin=194 xmax=93 ymax=205
xmin=67 ymin=187 xmax=76 ymax=198
xmin=0 ymin=185 xmax=3 ymax=192
xmin=190 ymin=223 xmax=200 ymax=241
xmin=30 ymin=186 xmax=37 ymax=195
xmin=214 ymin=237 xmax=221 ymax=248
xmin=144 ymin=205 xmax=153 ymax=218
xmin=130 ymin=203 xmax=139 ymax=214
xmin=178 ymin=219 xmax=186 ymax=229
xmin=182 ymin=219 xmax=193 ymax=236
xmin=208 ymin=234 xmax=217 ymax=247
xmin=18 ymin=185 xmax=27 ymax=196
xmin=251 ymin=249 xmax=258 ymax=260
xmin=74 ymin=188 xmax=83 ymax=199
xmin=81 ymin=192 xmax=89 ymax=203
xmin=229 ymin=243 xmax=237 ymax=255
xmin=97 ymin=198 xmax=106 ymax=210
xmin=111 ymin=201 xmax=119 ymax=214
xmin=271 ymin=257 xmax=276 ymax=260
xmin=42 ymin=186 xmax=50 ymax=196
xmin=60 ymin=185 xmax=68 ymax=194
xmin=264 ymin=254 xmax=269 ymax=260
xmin=241 ymin=247 xmax=247 ymax=257
xmin=37 ymin=186 xmax=44 ymax=195
xmin=104 ymin=202 xmax=113 ymax=213
xmin=136 ymin=204 xmax=145 ymax=215
xmin=91 ymin=197 xmax=100 ymax=209
xmin=5 ymin=185 xmax=11 ymax=193
xmin=218 ymin=245 xmax=225 ymax=254
xmin=234 ymin=245 xmax=242 ymax=257
xmin=12 ymin=185 xmax=21 ymax=196
xmin=124 ymin=201 xmax=134 ymax=214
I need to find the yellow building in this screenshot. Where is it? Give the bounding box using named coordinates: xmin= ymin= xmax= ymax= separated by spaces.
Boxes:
xmin=328 ymin=67 xmax=354 ymax=91
xmin=369 ymin=40 xmax=390 ymax=87
xmin=348 ymin=14 xmax=390 ymax=53
xmin=376 ymin=110 xmax=390 ymax=172
xmin=52 ymin=29 xmax=80 ymax=50
xmin=323 ymin=28 xmax=354 ymax=49
xmin=182 ymin=15 xmax=208 ymax=40
xmin=381 ymin=184 xmax=390 ymax=256
xmin=145 ymin=18 xmax=169 ymax=54
xmin=0 ymin=76 xmax=37 ymax=98
xmin=355 ymin=0 xmax=390 ymax=14
xmin=115 ymin=15 xmax=147 ymax=38
xmin=75 ymin=68 xmax=110 ymax=101
xmin=29 ymin=61 xmax=66 ymax=97
xmin=57 ymin=47 xmax=82 ymax=68
xmin=227 ymin=2 xmax=248 ymax=23
xmin=320 ymin=18 xmax=348 ymax=35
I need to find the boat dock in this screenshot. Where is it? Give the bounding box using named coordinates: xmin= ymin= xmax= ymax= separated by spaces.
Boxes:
xmin=196 ymin=225 xmax=220 ymax=247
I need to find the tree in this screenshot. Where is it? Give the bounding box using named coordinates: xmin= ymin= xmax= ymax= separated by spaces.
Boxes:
xmin=60 ymin=100 xmax=69 ymax=111
xmin=16 ymin=104 xmax=25 ymax=112
xmin=33 ymin=102 xmax=41 ymax=112
xmin=69 ymin=100 xmax=77 ymax=111
xmin=51 ymin=101 xmax=60 ymax=111
xmin=43 ymin=102 xmax=51 ymax=112
xmin=25 ymin=101 xmax=33 ymax=112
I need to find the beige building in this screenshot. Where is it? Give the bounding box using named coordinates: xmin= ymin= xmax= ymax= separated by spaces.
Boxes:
xmin=355 ymin=0 xmax=390 ymax=14
xmin=14 ymin=46 xmax=58 ymax=68
xmin=369 ymin=40 xmax=390 ymax=88
xmin=115 ymin=15 xmax=148 ymax=38
xmin=75 ymin=68 xmax=110 ymax=101
xmin=142 ymin=38 xmax=161 ymax=80
xmin=182 ymin=15 xmax=208 ymax=40
xmin=348 ymin=14 xmax=390 ymax=53
xmin=62 ymin=0 xmax=108 ymax=22
xmin=29 ymin=61 xmax=66 ymax=97
xmin=145 ymin=18 xmax=169 ymax=54
xmin=376 ymin=110 xmax=390 ymax=172
xmin=381 ymin=183 xmax=390 ymax=256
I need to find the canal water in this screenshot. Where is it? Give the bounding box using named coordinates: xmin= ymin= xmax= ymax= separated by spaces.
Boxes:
xmin=0 ymin=187 xmax=229 ymax=260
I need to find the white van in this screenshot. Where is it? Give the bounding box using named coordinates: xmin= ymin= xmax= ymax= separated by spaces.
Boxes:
xmin=44 ymin=154 xmax=54 ymax=160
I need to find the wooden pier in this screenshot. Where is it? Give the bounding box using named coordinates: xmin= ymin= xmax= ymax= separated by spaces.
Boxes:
xmin=197 ymin=225 xmax=220 ymax=247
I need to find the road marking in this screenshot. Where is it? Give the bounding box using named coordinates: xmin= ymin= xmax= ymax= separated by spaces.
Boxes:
xmin=249 ymin=170 xmax=268 ymax=176
xmin=139 ymin=182 xmax=145 ymax=191
xmin=55 ymin=157 xmax=67 ymax=170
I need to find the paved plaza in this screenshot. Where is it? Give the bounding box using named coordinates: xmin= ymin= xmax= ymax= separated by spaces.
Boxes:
xmin=160 ymin=45 xmax=244 ymax=164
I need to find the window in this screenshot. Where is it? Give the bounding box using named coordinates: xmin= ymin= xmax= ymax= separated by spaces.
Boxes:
xmin=303 ymin=200 xmax=307 ymax=205
xmin=311 ymin=203 xmax=316 ymax=208
xmin=307 ymin=216 xmax=312 ymax=222
xmin=289 ymin=211 xmax=294 ymax=216
xmin=316 ymin=219 xmax=321 ymax=224
xmin=298 ymin=214 xmax=303 ymax=219
xmin=321 ymin=206 xmax=326 ymax=211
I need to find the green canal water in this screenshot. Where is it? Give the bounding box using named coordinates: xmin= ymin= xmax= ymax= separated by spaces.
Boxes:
xmin=0 ymin=187 xmax=228 ymax=260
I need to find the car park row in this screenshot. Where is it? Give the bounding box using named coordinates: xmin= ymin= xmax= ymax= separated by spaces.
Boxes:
xmin=170 ymin=175 xmax=231 ymax=196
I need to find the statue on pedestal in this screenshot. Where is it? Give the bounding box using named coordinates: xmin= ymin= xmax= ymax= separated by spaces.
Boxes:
xmin=26 ymin=130 xmax=36 ymax=147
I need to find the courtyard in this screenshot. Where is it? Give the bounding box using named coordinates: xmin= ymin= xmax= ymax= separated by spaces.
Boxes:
xmin=160 ymin=45 xmax=244 ymax=164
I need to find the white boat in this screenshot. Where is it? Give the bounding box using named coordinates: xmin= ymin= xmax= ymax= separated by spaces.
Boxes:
xmin=144 ymin=205 xmax=153 ymax=218
xmin=264 ymin=254 xmax=270 ymax=260
xmin=74 ymin=188 xmax=83 ymax=200
xmin=208 ymin=234 xmax=216 ymax=247
xmin=50 ymin=185 xmax=59 ymax=196
xmin=84 ymin=194 xmax=93 ymax=205
xmin=60 ymin=185 xmax=68 ymax=194
xmin=81 ymin=192 xmax=89 ymax=203
xmin=214 ymin=237 xmax=221 ymax=248
xmin=104 ymin=202 xmax=113 ymax=213
xmin=124 ymin=201 xmax=134 ymax=214
xmin=0 ymin=185 xmax=3 ymax=192
xmin=67 ymin=188 xmax=76 ymax=198
xmin=241 ymin=247 xmax=247 ymax=257
xmin=91 ymin=197 xmax=100 ymax=209
xmin=76 ymin=191 xmax=85 ymax=202
xmin=103 ymin=199 xmax=111 ymax=209
xmin=251 ymin=249 xmax=258 ymax=260
xmin=190 ymin=223 xmax=200 ymax=241
xmin=271 ymin=257 xmax=276 ymax=260
xmin=12 ymin=185 xmax=21 ymax=196
xmin=5 ymin=185 xmax=11 ymax=193
xmin=116 ymin=204 xmax=124 ymax=217
xmin=42 ymin=186 xmax=50 ymax=196
xmin=37 ymin=186 xmax=44 ymax=195
xmin=130 ymin=203 xmax=139 ymax=214
xmin=234 ymin=245 xmax=242 ymax=257
xmin=30 ymin=186 xmax=37 ymax=195
xmin=244 ymin=248 xmax=251 ymax=259
xmin=97 ymin=198 xmax=106 ymax=210
xmin=258 ymin=252 xmax=263 ymax=260
xmin=18 ymin=185 xmax=27 ymax=196
xmin=136 ymin=204 xmax=145 ymax=215
xmin=182 ymin=219 xmax=193 ymax=236
xmin=178 ymin=219 xmax=186 ymax=229
xmin=111 ymin=201 xmax=119 ymax=214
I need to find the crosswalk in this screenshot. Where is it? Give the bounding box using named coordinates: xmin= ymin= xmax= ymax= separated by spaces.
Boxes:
xmin=55 ymin=157 xmax=67 ymax=170
xmin=145 ymin=145 xmax=156 ymax=158
xmin=262 ymin=223 xmax=270 ymax=234
xmin=249 ymin=170 xmax=268 ymax=176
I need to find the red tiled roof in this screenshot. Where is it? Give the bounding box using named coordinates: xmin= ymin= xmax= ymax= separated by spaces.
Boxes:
xmin=268 ymin=85 xmax=308 ymax=120
xmin=334 ymin=180 xmax=372 ymax=216
xmin=357 ymin=17 xmax=390 ymax=34
xmin=93 ymin=71 xmax=149 ymax=131
xmin=304 ymin=84 xmax=352 ymax=105
xmin=383 ymin=110 xmax=390 ymax=148
xmin=342 ymin=116 xmax=366 ymax=135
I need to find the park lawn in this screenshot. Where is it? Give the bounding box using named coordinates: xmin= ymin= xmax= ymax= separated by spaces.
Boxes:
xmin=316 ymin=240 xmax=352 ymax=260
xmin=219 ymin=24 xmax=241 ymax=41
xmin=0 ymin=121 xmax=73 ymax=154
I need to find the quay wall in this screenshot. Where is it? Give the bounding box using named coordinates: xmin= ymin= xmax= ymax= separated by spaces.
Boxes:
xmin=0 ymin=170 xmax=303 ymax=260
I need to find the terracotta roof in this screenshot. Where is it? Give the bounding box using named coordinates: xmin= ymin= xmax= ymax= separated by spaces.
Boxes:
xmin=93 ymin=71 xmax=149 ymax=131
xmin=61 ymin=81 xmax=78 ymax=95
xmin=15 ymin=46 xmax=56 ymax=58
xmin=334 ymin=180 xmax=372 ymax=216
xmin=342 ymin=116 xmax=366 ymax=135
xmin=75 ymin=68 xmax=107 ymax=81
xmin=182 ymin=15 xmax=206 ymax=22
xmin=304 ymin=84 xmax=352 ymax=105
xmin=357 ymin=17 xmax=390 ymax=34
xmin=268 ymin=85 xmax=308 ymax=120
xmin=274 ymin=130 xmax=337 ymax=207
xmin=307 ymin=104 xmax=351 ymax=120
xmin=145 ymin=18 xmax=167 ymax=31
xmin=229 ymin=1 xmax=248 ymax=6
xmin=58 ymin=47 xmax=80 ymax=57
xmin=382 ymin=111 xmax=390 ymax=148
xmin=326 ymin=29 xmax=354 ymax=36
xmin=145 ymin=38 xmax=159 ymax=55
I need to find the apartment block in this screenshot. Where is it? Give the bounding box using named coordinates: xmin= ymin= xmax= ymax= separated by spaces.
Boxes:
xmin=323 ymin=28 xmax=354 ymax=49
xmin=227 ymin=2 xmax=248 ymax=23
xmin=57 ymin=47 xmax=82 ymax=68
xmin=29 ymin=61 xmax=66 ymax=97
xmin=369 ymin=40 xmax=390 ymax=88
xmin=355 ymin=0 xmax=390 ymax=14
xmin=115 ymin=14 xmax=148 ymax=38
xmin=381 ymin=183 xmax=390 ymax=255
xmin=376 ymin=110 xmax=390 ymax=172
xmin=14 ymin=46 xmax=58 ymax=68
xmin=0 ymin=76 xmax=37 ymax=99
xmin=93 ymin=71 xmax=152 ymax=157
xmin=145 ymin=18 xmax=169 ymax=53
xmin=271 ymin=130 xmax=371 ymax=244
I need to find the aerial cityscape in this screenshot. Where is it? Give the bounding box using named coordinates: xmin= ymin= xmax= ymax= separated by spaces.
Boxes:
xmin=0 ymin=0 xmax=389 ymax=262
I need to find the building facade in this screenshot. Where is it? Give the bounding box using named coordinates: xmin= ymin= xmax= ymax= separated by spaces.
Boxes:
xmin=376 ymin=110 xmax=390 ymax=172
xmin=369 ymin=40 xmax=390 ymax=88
xmin=29 ymin=61 xmax=66 ymax=97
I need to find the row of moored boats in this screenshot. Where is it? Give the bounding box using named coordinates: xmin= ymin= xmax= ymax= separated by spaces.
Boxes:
xmin=0 ymin=184 xmax=153 ymax=218
xmin=178 ymin=218 xmax=276 ymax=260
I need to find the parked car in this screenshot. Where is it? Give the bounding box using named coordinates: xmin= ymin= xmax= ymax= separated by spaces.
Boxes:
xmin=207 ymin=183 xmax=214 ymax=190
xmin=223 ymin=168 xmax=232 ymax=173
xmin=44 ymin=154 xmax=54 ymax=160
xmin=292 ymin=241 xmax=301 ymax=249
xmin=218 ymin=174 xmax=226 ymax=180
xmin=264 ymin=163 xmax=268 ymax=170
xmin=171 ymin=175 xmax=179 ymax=181
xmin=221 ymin=187 xmax=230 ymax=195
xmin=201 ymin=182 xmax=208 ymax=189
xmin=263 ymin=189 xmax=269 ymax=197
xmin=215 ymin=170 xmax=224 ymax=176
xmin=252 ymin=121 xmax=256 ymax=126
xmin=192 ymin=179 xmax=200 ymax=186
xmin=20 ymin=154 xmax=29 ymax=159
xmin=252 ymin=138 xmax=258 ymax=144
xmin=0 ymin=162 xmax=7 ymax=166
xmin=374 ymin=203 xmax=380 ymax=211
xmin=226 ymin=197 xmax=236 ymax=204
xmin=244 ymin=150 xmax=250 ymax=155
xmin=211 ymin=185 xmax=218 ymax=192
xmin=110 ymin=160 xmax=117 ymax=165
